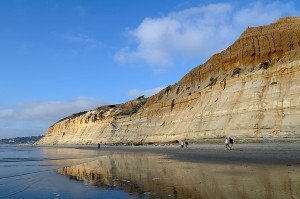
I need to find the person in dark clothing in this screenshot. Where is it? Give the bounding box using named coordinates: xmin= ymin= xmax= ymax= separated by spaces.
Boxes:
xmin=97 ymin=143 xmax=100 ymax=149
xmin=185 ymin=141 xmax=188 ymax=149
xmin=229 ymin=137 xmax=234 ymax=150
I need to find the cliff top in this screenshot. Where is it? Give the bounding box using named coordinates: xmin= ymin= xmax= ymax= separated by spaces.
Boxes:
xmin=146 ymin=16 xmax=300 ymax=105
xmin=240 ymin=17 xmax=300 ymax=39
xmin=52 ymin=17 xmax=300 ymax=125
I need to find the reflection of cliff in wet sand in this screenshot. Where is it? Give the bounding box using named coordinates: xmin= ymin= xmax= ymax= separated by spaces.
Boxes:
xmin=57 ymin=153 xmax=300 ymax=199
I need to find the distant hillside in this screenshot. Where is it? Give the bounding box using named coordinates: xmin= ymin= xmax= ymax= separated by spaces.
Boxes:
xmin=0 ymin=136 xmax=44 ymax=145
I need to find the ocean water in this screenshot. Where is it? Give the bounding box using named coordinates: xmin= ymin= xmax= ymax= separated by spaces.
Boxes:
xmin=0 ymin=145 xmax=135 ymax=199
xmin=0 ymin=145 xmax=299 ymax=199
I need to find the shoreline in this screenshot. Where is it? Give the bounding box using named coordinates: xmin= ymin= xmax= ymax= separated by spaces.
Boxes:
xmin=36 ymin=142 xmax=300 ymax=166
xmin=34 ymin=137 xmax=300 ymax=147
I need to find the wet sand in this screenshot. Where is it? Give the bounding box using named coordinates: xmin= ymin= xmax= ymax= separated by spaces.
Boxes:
xmin=0 ymin=146 xmax=135 ymax=199
xmin=54 ymin=145 xmax=300 ymax=199
xmin=3 ymin=143 xmax=299 ymax=198
xmin=51 ymin=142 xmax=300 ymax=165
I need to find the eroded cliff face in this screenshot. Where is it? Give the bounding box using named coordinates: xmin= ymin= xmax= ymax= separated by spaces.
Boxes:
xmin=37 ymin=17 xmax=300 ymax=145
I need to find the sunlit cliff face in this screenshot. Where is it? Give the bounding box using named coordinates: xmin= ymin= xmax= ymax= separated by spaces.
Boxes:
xmin=57 ymin=152 xmax=300 ymax=199
xmin=38 ymin=17 xmax=300 ymax=145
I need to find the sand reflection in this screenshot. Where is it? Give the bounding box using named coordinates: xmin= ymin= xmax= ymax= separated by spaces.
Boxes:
xmin=41 ymin=147 xmax=105 ymax=167
xmin=56 ymin=152 xmax=299 ymax=199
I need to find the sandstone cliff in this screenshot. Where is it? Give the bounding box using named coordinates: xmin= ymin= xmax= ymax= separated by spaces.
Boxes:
xmin=37 ymin=17 xmax=300 ymax=145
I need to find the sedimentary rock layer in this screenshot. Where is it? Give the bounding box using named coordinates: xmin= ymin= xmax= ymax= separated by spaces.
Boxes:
xmin=37 ymin=17 xmax=300 ymax=145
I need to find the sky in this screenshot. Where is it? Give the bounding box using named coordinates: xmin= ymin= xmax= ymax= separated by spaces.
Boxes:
xmin=0 ymin=0 xmax=299 ymax=138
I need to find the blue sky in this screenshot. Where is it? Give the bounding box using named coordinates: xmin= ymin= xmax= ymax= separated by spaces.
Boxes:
xmin=0 ymin=0 xmax=299 ymax=138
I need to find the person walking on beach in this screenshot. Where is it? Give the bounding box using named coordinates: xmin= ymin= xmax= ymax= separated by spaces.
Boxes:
xmin=180 ymin=140 xmax=184 ymax=150
xmin=225 ymin=137 xmax=229 ymax=150
xmin=229 ymin=137 xmax=234 ymax=150
xmin=97 ymin=143 xmax=100 ymax=149
xmin=185 ymin=141 xmax=188 ymax=149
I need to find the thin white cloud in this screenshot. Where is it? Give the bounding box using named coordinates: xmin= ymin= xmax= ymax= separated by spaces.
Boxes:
xmin=74 ymin=5 xmax=86 ymax=17
xmin=0 ymin=126 xmax=43 ymax=139
xmin=0 ymin=97 xmax=102 ymax=122
xmin=65 ymin=34 xmax=102 ymax=50
xmin=233 ymin=1 xmax=297 ymax=27
xmin=115 ymin=1 xmax=299 ymax=67
xmin=0 ymin=97 xmax=103 ymax=138
xmin=0 ymin=109 xmax=13 ymax=118
xmin=128 ymin=86 xmax=165 ymax=98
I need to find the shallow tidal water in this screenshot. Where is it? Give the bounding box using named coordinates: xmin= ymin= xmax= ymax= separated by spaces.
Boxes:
xmin=0 ymin=146 xmax=134 ymax=199
xmin=0 ymin=145 xmax=299 ymax=199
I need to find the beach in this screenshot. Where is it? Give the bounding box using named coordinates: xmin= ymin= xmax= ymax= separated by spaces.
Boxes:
xmin=1 ymin=143 xmax=299 ymax=198
xmin=65 ymin=142 xmax=300 ymax=165
xmin=57 ymin=142 xmax=300 ymax=198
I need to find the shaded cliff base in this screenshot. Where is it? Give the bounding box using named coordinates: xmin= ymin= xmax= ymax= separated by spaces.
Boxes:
xmin=181 ymin=137 xmax=300 ymax=144
xmin=36 ymin=136 xmax=300 ymax=146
